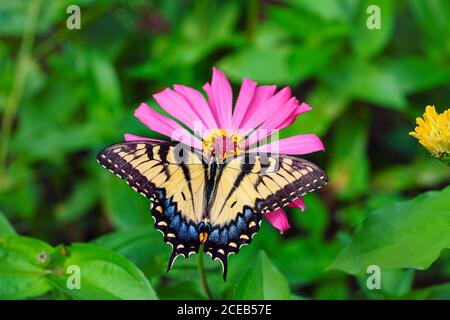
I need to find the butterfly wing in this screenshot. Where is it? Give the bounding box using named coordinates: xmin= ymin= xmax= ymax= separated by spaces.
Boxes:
xmin=97 ymin=141 xmax=206 ymax=269
xmin=203 ymin=153 xmax=328 ymax=279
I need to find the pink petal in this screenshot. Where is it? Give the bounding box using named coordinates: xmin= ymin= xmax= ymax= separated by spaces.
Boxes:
xmin=153 ymin=88 xmax=207 ymax=134
xmin=248 ymin=134 xmax=324 ymax=155
xmin=241 ymin=87 xmax=293 ymax=135
xmin=134 ymin=103 xmax=203 ymax=149
xmin=211 ymin=67 xmax=233 ymax=128
xmin=244 ymin=98 xmax=298 ymax=147
xmin=203 ymin=83 xmax=220 ymax=127
xmin=124 ymin=133 xmax=165 ymax=142
xmin=265 ymin=208 xmax=291 ymax=234
xmin=204 ymin=67 xmax=233 ymax=128
xmin=238 ymin=85 xmax=277 ymax=130
xmin=173 ymin=84 xmax=218 ymax=131
xmin=287 ymin=197 xmax=306 ymax=212
xmin=276 ymin=103 xmax=312 ymax=130
xmin=231 ymin=78 xmax=257 ymax=128
xmin=244 ymin=102 xmax=312 ymax=148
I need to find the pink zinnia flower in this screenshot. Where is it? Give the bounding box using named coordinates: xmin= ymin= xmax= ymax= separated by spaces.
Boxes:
xmin=125 ymin=67 xmax=324 ymax=233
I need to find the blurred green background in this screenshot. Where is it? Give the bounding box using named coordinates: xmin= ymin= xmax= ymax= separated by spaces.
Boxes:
xmin=0 ymin=0 xmax=450 ymax=300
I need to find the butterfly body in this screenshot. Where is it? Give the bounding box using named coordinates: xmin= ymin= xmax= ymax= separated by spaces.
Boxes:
xmin=97 ymin=141 xmax=327 ymax=279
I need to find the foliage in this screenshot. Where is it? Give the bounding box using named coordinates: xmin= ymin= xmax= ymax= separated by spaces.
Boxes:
xmin=0 ymin=0 xmax=449 ymax=300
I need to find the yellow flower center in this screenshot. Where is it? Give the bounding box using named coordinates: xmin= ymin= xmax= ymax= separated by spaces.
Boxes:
xmin=409 ymin=105 xmax=450 ymax=159
xmin=202 ymin=129 xmax=244 ymax=160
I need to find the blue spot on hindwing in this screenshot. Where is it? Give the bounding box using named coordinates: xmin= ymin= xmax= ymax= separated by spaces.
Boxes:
xmin=219 ymin=229 xmax=229 ymax=246
xmin=188 ymin=225 xmax=198 ymax=240
xmin=170 ymin=215 xmax=181 ymax=229
xmin=179 ymin=223 xmax=188 ymax=241
xmin=244 ymin=207 xmax=252 ymax=220
xmin=209 ymin=229 xmax=219 ymax=242
xmin=228 ymin=225 xmax=238 ymax=239
xmin=236 ymin=216 xmax=246 ymax=233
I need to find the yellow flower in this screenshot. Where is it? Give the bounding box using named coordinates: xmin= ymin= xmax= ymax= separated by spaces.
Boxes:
xmin=409 ymin=105 xmax=450 ymax=163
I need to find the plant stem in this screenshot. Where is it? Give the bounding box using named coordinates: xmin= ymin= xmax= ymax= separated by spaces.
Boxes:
xmin=197 ymin=250 xmax=213 ymax=300
xmin=0 ymin=0 xmax=41 ymax=190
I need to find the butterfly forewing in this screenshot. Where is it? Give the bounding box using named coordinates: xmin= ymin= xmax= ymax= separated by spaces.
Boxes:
xmin=97 ymin=141 xmax=205 ymax=268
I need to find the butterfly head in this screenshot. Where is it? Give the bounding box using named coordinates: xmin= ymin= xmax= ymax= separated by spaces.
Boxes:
xmin=202 ymin=129 xmax=244 ymax=161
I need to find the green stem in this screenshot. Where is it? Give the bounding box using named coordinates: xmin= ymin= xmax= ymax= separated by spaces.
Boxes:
xmin=197 ymin=250 xmax=213 ymax=300
xmin=0 ymin=0 xmax=41 ymax=190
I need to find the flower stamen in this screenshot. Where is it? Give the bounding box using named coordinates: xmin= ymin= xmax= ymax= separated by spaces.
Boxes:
xmin=202 ymin=129 xmax=244 ymax=160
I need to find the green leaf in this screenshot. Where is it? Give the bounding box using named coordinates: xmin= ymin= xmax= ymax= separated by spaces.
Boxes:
xmin=157 ymin=280 xmax=207 ymax=300
xmin=0 ymin=211 xmax=16 ymax=235
xmin=327 ymin=112 xmax=370 ymax=200
xmin=93 ymin=225 xmax=168 ymax=278
xmin=329 ymin=186 xmax=450 ymax=275
xmin=324 ymin=59 xmax=407 ymax=110
xmin=233 ymin=250 xmax=290 ymax=300
xmin=288 ymin=0 xmax=349 ymax=22
xmin=406 ymin=282 xmax=450 ymax=300
xmin=0 ymin=235 xmax=54 ymax=299
xmin=281 ymin=83 xmax=349 ymax=138
xmin=409 ymin=0 xmax=450 ymax=42
xmin=0 ymin=0 xmax=68 ymax=36
xmin=314 ymin=277 xmax=349 ymax=300
xmin=291 ymin=194 xmax=329 ymax=240
xmin=380 ymin=269 xmax=415 ymax=298
xmin=55 ymin=179 xmax=98 ymax=223
xmin=101 ymin=174 xmax=153 ymax=229
xmin=218 ymin=46 xmax=298 ymax=85
xmin=47 ymin=243 xmax=157 ymax=300
xmin=87 ymin=49 xmax=122 ymax=109
xmin=381 ymin=56 xmax=450 ymax=94
xmin=268 ymin=6 xmax=351 ymax=40
xmin=373 ymin=155 xmax=450 ymax=193
xmin=351 ymin=0 xmax=395 ymax=58
xmin=272 ymin=239 xmax=341 ymax=286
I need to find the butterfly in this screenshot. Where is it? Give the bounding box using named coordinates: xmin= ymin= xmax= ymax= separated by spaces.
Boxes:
xmin=97 ymin=141 xmax=327 ymax=280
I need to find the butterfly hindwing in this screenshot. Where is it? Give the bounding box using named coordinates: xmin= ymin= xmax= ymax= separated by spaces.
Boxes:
xmin=150 ymin=189 xmax=200 ymax=270
xmin=203 ymin=205 xmax=261 ymax=280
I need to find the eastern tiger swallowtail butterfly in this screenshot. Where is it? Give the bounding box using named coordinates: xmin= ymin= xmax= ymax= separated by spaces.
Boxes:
xmin=97 ymin=141 xmax=327 ymax=280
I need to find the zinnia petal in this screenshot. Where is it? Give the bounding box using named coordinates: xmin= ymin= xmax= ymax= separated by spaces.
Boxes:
xmin=153 ymin=88 xmax=207 ymax=134
xmin=244 ymin=102 xmax=312 ymax=148
xmin=231 ymin=78 xmax=257 ymax=128
xmin=238 ymin=85 xmax=277 ymax=130
xmin=204 ymin=67 xmax=233 ymax=128
xmin=248 ymin=134 xmax=324 ymax=155
xmin=173 ymin=84 xmax=218 ymax=131
xmin=240 ymin=87 xmax=293 ymax=135
xmin=124 ymin=133 xmax=164 ymax=142
xmin=265 ymin=208 xmax=290 ymax=234
xmin=134 ymin=103 xmax=203 ymax=149
xmin=287 ymin=197 xmax=306 ymax=212
xmin=275 ymin=102 xmax=312 ymax=131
